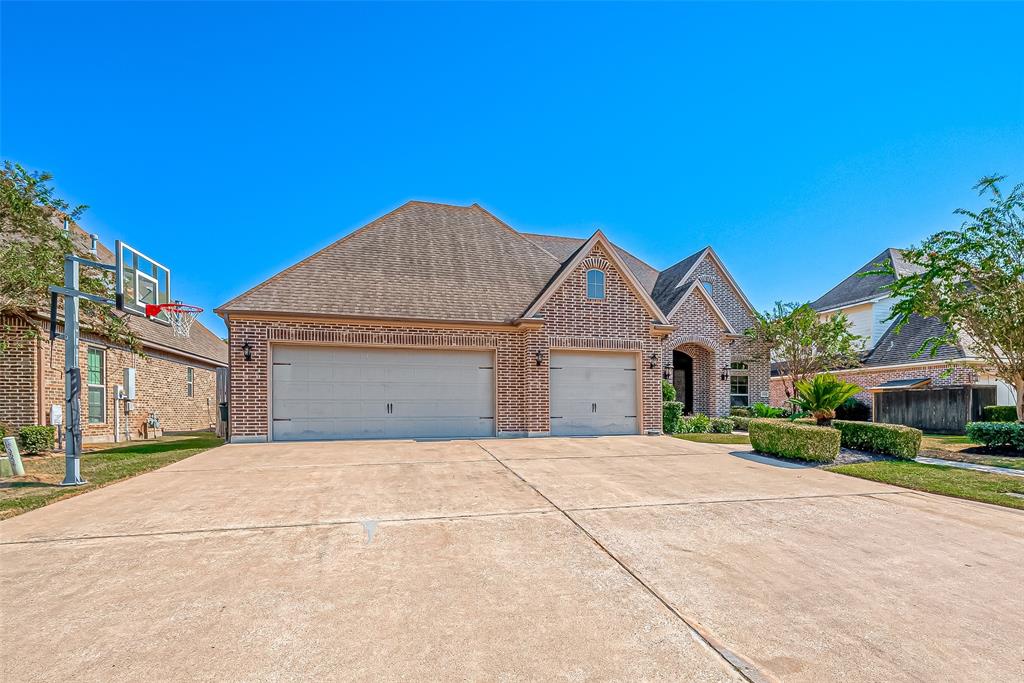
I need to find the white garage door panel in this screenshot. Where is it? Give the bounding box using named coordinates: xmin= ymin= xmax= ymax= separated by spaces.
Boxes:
xmin=272 ymin=346 xmax=495 ymax=441
xmin=549 ymin=351 xmax=638 ymax=436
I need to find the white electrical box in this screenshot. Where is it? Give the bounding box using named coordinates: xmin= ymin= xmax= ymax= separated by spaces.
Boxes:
xmin=124 ymin=368 xmax=137 ymax=400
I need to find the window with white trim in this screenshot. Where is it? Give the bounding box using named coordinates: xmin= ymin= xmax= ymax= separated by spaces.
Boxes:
xmin=586 ymin=269 xmax=606 ymax=300
xmin=186 ymin=366 xmax=194 ymax=397
xmin=87 ymin=347 xmax=105 ymax=423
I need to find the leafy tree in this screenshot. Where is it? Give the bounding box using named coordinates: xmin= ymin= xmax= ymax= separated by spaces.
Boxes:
xmin=744 ymin=301 xmax=863 ymax=402
xmin=875 ymin=175 xmax=1024 ymax=420
xmin=0 ymin=161 xmax=137 ymax=352
xmin=789 ymin=373 xmax=861 ymax=426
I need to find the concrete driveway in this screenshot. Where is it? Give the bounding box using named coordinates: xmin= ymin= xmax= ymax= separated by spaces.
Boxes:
xmin=2 ymin=437 xmax=1021 ymax=682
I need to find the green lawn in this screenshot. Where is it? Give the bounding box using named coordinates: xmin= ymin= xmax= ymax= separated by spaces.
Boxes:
xmin=828 ymin=460 xmax=1024 ymax=510
xmin=920 ymin=433 xmax=1024 ymax=470
xmin=673 ymin=432 xmax=751 ymax=445
xmin=0 ymin=433 xmax=223 ymax=520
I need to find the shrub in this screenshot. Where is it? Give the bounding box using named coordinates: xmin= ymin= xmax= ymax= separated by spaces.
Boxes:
xmin=678 ymin=413 xmax=712 ymax=434
xmin=966 ymin=422 xmax=1024 ymax=452
xmin=789 ymin=373 xmax=861 ymax=425
xmin=982 ymin=405 xmax=1019 ymax=422
xmin=730 ymin=407 xmax=751 ymax=417
xmin=748 ymin=419 xmax=840 ymax=462
xmin=709 ymin=417 xmax=734 ymax=434
xmin=835 ymin=397 xmax=871 ymax=422
xmin=662 ymin=379 xmax=676 ymax=402
xmin=18 ymin=425 xmax=55 ymax=454
xmin=663 ymin=401 xmax=683 ymax=434
xmin=751 ymin=402 xmax=785 ymax=418
xmin=832 ymin=420 xmax=921 ymax=459
xmin=731 ymin=415 xmax=752 ymax=431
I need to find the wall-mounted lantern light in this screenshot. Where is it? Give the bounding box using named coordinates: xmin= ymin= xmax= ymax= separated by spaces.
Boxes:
xmin=649 ymin=352 xmax=658 ymax=369
xmin=720 ymin=366 xmax=730 ymax=381
xmin=242 ymin=340 xmax=253 ymax=362
xmin=535 ymin=349 xmax=544 ymax=366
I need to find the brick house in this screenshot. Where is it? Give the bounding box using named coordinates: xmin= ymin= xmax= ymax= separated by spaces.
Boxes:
xmin=0 ymin=228 xmax=228 ymax=444
xmin=216 ymin=201 xmax=767 ymax=443
xmin=769 ymin=248 xmax=1018 ymax=411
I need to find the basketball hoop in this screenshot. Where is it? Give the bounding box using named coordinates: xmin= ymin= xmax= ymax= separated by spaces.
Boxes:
xmin=145 ymin=302 xmax=203 ymax=338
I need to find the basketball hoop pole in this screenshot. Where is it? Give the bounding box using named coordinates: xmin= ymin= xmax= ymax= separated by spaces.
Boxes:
xmin=49 ymin=254 xmax=117 ymax=486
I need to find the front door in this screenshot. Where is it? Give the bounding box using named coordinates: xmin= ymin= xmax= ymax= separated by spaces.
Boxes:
xmin=672 ymin=350 xmax=694 ymax=414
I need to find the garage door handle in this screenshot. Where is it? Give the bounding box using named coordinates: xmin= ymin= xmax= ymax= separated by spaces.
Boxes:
xmin=273 ymin=418 xmax=291 ymax=422
xmin=592 ymin=403 xmax=597 ymax=413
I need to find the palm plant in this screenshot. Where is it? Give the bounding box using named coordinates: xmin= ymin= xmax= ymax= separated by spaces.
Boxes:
xmin=789 ymin=374 xmax=861 ymax=426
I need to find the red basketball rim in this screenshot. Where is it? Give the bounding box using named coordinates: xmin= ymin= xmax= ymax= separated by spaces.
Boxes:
xmin=145 ymin=302 xmax=203 ymax=317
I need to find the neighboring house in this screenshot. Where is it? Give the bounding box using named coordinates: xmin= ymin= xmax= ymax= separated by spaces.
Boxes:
xmin=216 ymin=201 xmax=767 ymax=443
xmin=0 ymin=224 xmax=229 ymax=443
xmin=769 ymin=248 xmax=1017 ymax=410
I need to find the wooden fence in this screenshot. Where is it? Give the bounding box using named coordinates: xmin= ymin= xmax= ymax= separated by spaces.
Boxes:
xmin=872 ymin=385 xmax=996 ymax=434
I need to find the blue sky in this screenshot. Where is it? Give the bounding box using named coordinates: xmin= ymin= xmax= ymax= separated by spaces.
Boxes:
xmin=3 ymin=2 xmax=1022 ymax=338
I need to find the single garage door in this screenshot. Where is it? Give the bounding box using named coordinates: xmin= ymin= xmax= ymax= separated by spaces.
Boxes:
xmin=272 ymin=346 xmax=495 ymax=441
xmin=549 ymin=351 xmax=638 ymax=436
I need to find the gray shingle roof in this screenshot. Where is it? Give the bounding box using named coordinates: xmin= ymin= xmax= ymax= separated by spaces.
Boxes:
xmin=218 ymin=202 xmax=564 ymax=323
xmin=520 ymin=233 xmax=660 ymax=293
xmin=218 ymin=202 xmax=749 ymax=326
xmin=650 ymin=249 xmax=707 ymax=315
xmin=864 ymin=314 xmax=965 ymax=367
xmin=810 ymin=248 xmax=923 ymax=312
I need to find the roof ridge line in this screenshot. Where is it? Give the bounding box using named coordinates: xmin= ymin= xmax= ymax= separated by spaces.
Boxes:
xmin=470 ymin=204 xmax=564 ymax=266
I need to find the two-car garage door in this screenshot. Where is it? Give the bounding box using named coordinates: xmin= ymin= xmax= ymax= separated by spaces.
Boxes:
xmin=272 ymin=346 xmax=495 ymax=441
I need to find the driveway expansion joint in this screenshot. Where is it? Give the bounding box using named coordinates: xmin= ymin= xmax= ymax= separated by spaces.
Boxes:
xmin=0 ymin=508 xmax=559 ymax=546
xmin=562 ymin=490 xmax=910 ymax=513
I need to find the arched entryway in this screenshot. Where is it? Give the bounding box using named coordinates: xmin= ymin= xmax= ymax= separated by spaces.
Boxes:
xmin=672 ymin=343 xmax=715 ymax=415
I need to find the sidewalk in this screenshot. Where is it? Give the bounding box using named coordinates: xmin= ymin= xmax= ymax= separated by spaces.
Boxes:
xmin=915 ymin=456 xmax=1024 ymax=478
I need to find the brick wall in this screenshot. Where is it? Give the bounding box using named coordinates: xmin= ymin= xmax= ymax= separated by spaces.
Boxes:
xmin=0 ymin=316 xmax=38 ymax=430
xmin=538 ymin=244 xmax=663 ymax=434
xmin=0 ymin=316 xmax=220 ymax=444
xmin=226 ymin=243 xmax=667 ymax=440
xmin=39 ymin=331 xmax=220 ymax=443
xmin=769 ymin=363 xmax=982 ymax=408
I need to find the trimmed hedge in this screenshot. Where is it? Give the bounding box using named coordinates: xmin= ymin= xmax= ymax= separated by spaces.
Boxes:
xmin=731 ymin=416 xmax=752 ymax=431
xmin=729 ymin=407 xmax=752 ymax=418
xmin=709 ymin=417 xmax=734 ymax=434
xmin=832 ymin=420 xmax=921 ymax=459
xmin=982 ymin=406 xmax=1019 ymax=422
xmin=748 ymin=419 xmax=840 ymax=462
xmin=966 ymin=422 xmax=1024 ymax=452
xmin=18 ymin=425 xmax=55 ymax=454
xmin=663 ymin=401 xmax=683 ymax=434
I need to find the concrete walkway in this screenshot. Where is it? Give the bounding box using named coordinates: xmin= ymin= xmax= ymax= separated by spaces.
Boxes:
xmin=2 ymin=436 xmax=1022 ymax=682
xmin=916 ymin=455 xmax=1024 ymax=477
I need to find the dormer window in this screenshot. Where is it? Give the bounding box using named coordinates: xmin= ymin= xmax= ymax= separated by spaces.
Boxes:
xmin=586 ymin=269 xmax=606 ymax=300
xmin=702 ymin=280 xmax=714 ymax=296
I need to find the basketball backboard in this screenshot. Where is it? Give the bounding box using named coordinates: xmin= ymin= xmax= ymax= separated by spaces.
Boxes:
xmin=115 ymin=240 xmax=171 ymax=325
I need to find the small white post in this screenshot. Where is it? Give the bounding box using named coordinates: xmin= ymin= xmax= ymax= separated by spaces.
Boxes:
xmin=3 ymin=437 xmax=25 ymax=477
